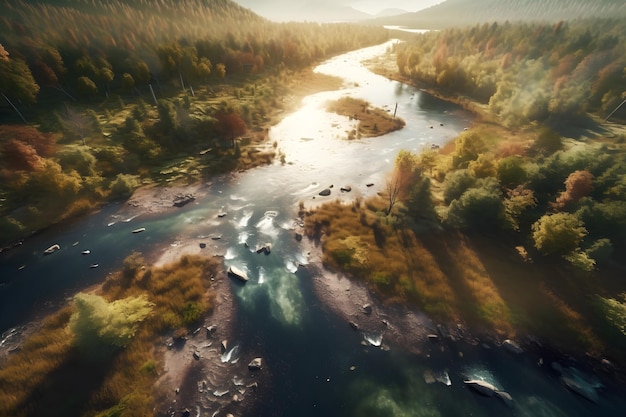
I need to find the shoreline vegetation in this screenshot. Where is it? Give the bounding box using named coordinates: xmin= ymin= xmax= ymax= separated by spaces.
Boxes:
xmin=301 ymin=21 xmax=626 ymax=382
xmin=326 ymin=97 xmax=406 ymax=139
xmin=2 ymin=3 xmax=626 ymax=416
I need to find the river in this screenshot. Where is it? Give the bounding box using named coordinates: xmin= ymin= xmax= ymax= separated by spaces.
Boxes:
xmin=1 ymin=41 xmax=625 ymax=417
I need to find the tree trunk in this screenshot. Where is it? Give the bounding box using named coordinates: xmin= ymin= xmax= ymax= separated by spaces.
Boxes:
xmin=1 ymin=92 xmax=28 ymax=123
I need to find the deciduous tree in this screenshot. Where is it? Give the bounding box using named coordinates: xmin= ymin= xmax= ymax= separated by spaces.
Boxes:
xmin=532 ymin=212 xmax=587 ymax=256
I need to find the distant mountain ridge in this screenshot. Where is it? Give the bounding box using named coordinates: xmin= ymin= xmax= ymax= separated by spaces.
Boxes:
xmin=376 ymin=0 xmax=626 ymax=28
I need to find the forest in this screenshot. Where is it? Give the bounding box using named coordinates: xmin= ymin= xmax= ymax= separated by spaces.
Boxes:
xmin=0 ymin=0 xmax=389 ymax=246
xmin=393 ymin=19 xmax=626 ymax=126
xmin=304 ymin=18 xmax=626 ymax=364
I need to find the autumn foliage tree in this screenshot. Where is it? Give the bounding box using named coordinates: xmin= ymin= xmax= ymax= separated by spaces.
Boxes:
xmin=0 ymin=125 xmax=55 ymax=172
xmin=554 ymin=170 xmax=594 ymax=209
xmin=214 ymin=110 xmax=247 ymax=148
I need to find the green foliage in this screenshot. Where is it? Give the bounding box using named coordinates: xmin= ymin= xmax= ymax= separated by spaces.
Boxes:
xmin=596 ymin=294 xmax=626 ymax=337
xmin=443 ymin=169 xmax=476 ymax=204
xmin=406 ymin=177 xmax=438 ymax=223
xmin=76 ymin=76 xmax=98 ymax=97
xmin=533 ymin=127 xmax=563 ymax=155
xmin=504 ymin=186 xmax=536 ymax=231
xmin=586 ymin=238 xmax=613 ymax=265
xmin=69 ymin=293 xmax=152 ymax=356
xmin=57 ymin=145 xmax=98 ymax=176
xmin=452 ymin=131 xmax=486 ymax=168
xmin=497 ymin=155 xmax=527 ymax=188
xmin=182 ymin=301 xmax=204 ymax=325
xmin=109 ymin=174 xmax=140 ymax=200
xmin=394 ymin=20 xmax=626 ymax=126
xmin=532 ymin=212 xmax=587 ymax=256
xmin=446 ymin=177 xmax=507 ymax=231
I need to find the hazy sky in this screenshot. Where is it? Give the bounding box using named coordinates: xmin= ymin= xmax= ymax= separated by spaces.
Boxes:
xmin=235 ymin=0 xmax=445 ymax=16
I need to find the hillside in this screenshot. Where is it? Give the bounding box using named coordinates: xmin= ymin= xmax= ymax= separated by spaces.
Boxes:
xmin=375 ymin=0 xmax=626 ymax=28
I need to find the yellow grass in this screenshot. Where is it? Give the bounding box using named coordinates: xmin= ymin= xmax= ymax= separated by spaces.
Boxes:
xmin=326 ymin=97 xmax=405 ymax=139
xmin=304 ymin=196 xmax=624 ymax=354
xmin=0 ymin=254 xmax=221 ymax=417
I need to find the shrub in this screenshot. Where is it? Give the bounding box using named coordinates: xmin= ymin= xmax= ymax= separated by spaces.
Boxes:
xmin=443 ymin=169 xmax=476 ymax=204
xmin=69 ymin=293 xmax=152 ymax=358
xmin=534 ymin=127 xmax=562 ymax=155
xmin=532 ymin=212 xmax=587 ymax=256
xmin=109 ymin=174 xmax=140 ymax=200
xmin=497 ymin=155 xmax=528 ymax=188
xmin=452 ymin=130 xmax=486 ymax=168
xmin=446 ymin=178 xmax=507 ymax=231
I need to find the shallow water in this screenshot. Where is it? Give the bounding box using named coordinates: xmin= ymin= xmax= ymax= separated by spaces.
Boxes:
xmin=1 ymin=41 xmax=625 ymax=416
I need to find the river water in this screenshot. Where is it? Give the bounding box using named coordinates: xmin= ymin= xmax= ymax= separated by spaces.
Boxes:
xmin=1 ymin=41 xmax=625 ymax=417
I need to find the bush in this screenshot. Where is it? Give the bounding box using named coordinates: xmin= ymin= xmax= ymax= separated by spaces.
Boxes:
xmin=586 ymin=238 xmax=613 ymax=265
xmin=109 ymin=174 xmax=140 ymax=200
xmin=69 ymin=293 xmax=152 ymax=358
xmin=497 ymin=155 xmax=527 ymax=188
xmin=452 ymin=130 xmax=486 ymax=168
xmin=443 ymin=169 xmax=476 ymax=204
xmin=446 ymin=177 xmax=507 ymax=231
xmin=532 ymin=212 xmax=587 ymax=256
xmin=534 ymin=127 xmax=562 ymax=155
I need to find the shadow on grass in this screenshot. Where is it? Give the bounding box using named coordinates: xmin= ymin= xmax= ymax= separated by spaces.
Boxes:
xmin=11 ymin=349 xmax=113 ymax=417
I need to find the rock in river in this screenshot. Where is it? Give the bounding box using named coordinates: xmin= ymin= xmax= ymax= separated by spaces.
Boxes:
xmin=319 ymin=188 xmax=331 ymax=196
xmin=227 ymin=265 xmax=248 ymax=283
xmin=248 ymin=357 xmax=263 ymax=371
xmin=464 ymin=379 xmax=498 ymax=397
xmin=502 ymin=339 xmax=523 ymax=354
xmin=44 ymin=244 xmax=60 ymax=255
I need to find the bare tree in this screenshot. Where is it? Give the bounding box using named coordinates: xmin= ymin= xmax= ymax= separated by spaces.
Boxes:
xmin=385 ymin=173 xmax=402 ymax=215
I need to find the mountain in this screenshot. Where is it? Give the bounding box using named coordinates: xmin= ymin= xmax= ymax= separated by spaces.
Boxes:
xmin=375 ymin=8 xmax=409 ymax=18
xmin=235 ymin=0 xmax=371 ymax=22
xmin=375 ymin=0 xmax=626 ymax=28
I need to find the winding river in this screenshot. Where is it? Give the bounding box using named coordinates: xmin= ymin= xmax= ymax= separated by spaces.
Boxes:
xmin=2 ymin=41 xmax=625 ymax=417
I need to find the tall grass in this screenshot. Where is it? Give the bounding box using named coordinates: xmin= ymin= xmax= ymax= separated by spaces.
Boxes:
xmin=0 ymin=253 xmax=220 ymax=417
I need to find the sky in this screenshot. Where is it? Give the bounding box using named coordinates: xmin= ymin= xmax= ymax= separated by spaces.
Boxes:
xmin=234 ymin=0 xmax=445 ymax=17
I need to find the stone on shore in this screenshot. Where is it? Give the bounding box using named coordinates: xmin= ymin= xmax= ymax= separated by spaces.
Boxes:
xmin=319 ymin=188 xmax=331 ymax=196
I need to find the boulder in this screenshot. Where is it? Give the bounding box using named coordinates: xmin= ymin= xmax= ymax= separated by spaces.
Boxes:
xmin=228 ymin=265 xmax=248 ymax=283
xmin=221 ymin=340 xmax=228 ymax=353
xmin=181 ymin=409 xmax=191 ymax=417
xmin=295 ymin=233 xmax=303 ymax=241
xmin=173 ymin=193 xmax=195 ymax=207
xmin=193 ymin=351 xmax=200 ymax=360
xmin=502 ymin=339 xmax=523 ymax=354
xmin=349 ymin=321 xmax=359 ymax=331
xmin=362 ymin=304 xmax=373 ymax=314
xmin=495 ymin=390 xmax=514 ymax=408
xmin=44 ymin=244 xmax=60 ymax=255
xmin=340 ymin=185 xmax=352 ymax=192
xmin=256 ymin=244 xmax=272 ymax=255
xmin=464 ymin=379 xmax=498 ymax=397
xmin=248 ymin=357 xmax=263 ymax=370
xmin=319 ymin=188 xmax=331 ymax=196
